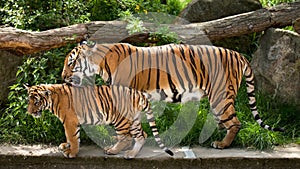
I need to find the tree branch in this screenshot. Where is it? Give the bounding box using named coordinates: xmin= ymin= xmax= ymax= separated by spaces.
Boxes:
xmin=0 ymin=1 xmax=299 ymax=55
xmin=0 ymin=24 xmax=87 ymax=55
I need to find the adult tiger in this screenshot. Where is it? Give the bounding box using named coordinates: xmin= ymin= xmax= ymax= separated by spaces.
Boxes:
xmin=24 ymin=83 xmax=173 ymax=158
xmin=61 ymin=41 xmax=284 ymax=149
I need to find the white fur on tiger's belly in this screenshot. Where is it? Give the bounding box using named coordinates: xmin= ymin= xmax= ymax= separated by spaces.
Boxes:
xmin=148 ymin=89 xmax=205 ymax=103
xmin=181 ymin=89 xmax=206 ymax=103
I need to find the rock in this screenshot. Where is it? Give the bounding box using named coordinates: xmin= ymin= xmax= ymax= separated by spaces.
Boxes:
xmin=179 ymin=0 xmax=262 ymax=53
xmin=251 ymin=28 xmax=300 ymax=105
xmin=293 ymin=18 xmax=300 ymax=35
xmin=179 ymin=0 xmax=262 ymax=23
xmin=0 ymin=50 xmax=23 ymax=105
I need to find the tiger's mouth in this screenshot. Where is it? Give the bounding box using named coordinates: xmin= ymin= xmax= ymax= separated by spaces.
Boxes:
xmin=65 ymin=76 xmax=82 ymax=86
xmin=30 ymin=111 xmax=42 ymax=118
xmin=65 ymin=75 xmax=96 ymax=87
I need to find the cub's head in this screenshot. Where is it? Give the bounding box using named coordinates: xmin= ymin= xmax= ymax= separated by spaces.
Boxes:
xmin=61 ymin=41 xmax=98 ymax=86
xmin=24 ymin=84 xmax=51 ymax=118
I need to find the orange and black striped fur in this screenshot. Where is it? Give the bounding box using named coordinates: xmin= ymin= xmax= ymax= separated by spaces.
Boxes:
xmin=25 ymin=84 xmax=173 ymax=158
xmin=62 ymin=42 xmax=284 ymax=149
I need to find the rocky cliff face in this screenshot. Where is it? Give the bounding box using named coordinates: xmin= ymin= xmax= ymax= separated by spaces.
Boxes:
xmin=251 ymin=28 xmax=300 ymax=105
xmin=179 ymin=0 xmax=262 ymax=23
xmin=0 ymin=50 xmax=23 ymax=105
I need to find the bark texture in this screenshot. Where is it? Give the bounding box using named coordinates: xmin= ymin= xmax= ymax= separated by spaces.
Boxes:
xmin=0 ymin=2 xmax=299 ymax=55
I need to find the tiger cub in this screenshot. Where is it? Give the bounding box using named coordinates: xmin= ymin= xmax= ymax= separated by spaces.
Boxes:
xmin=24 ymin=83 xmax=173 ymax=158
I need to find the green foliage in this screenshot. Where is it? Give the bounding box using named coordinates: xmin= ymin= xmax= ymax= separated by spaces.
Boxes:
xmin=0 ymin=46 xmax=74 ymax=144
xmin=120 ymin=11 xmax=182 ymax=46
xmin=1 ymin=0 xmax=90 ymax=30
xmin=149 ymin=26 xmax=181 ymax=45
xmin=89 ymin=0 xmax=185 ymax=21
xmin=142 ymin=83 xmax=294 ymax=150
xmin=120 ymin=10 xmax=146 ymax=35
xmin=260 ymin=0 xmax=297 ymax=7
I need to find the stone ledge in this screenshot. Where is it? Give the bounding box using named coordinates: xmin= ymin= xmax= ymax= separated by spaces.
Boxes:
xmin=0 ymin=144 xmax=299 ymax=169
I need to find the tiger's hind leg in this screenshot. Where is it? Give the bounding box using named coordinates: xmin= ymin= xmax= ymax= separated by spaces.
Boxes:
xmin=211 ymin=104 xmax=241 ymax=149
xmin=104 ymin=134 xmax=133 ymax=155
xmin=110 ymin=135 xmax=133 ymax=151
xmin=124 ymin=115 xmax=147 ymax=159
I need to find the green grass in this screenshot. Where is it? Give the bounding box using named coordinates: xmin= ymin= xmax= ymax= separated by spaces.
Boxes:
xmin=260 ymin=0 xmax=297 ymax=7
xmin=142 ymin=81 xmax=298 ymax=150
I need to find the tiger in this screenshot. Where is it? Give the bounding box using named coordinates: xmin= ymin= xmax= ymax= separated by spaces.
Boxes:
xmin=24 ymin=83 xmax=173 ymax=158
xmin=61 ymin=41 xmax=284 ymax=149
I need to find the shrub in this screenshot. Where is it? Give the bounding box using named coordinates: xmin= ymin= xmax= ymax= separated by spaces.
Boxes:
xmin=0 ymin=46 xmax=73 ymax=144
xmin=89 ymin=0 xmax=186 ymax=21
xmin=1 ymin=0 xmax=90 ymax=30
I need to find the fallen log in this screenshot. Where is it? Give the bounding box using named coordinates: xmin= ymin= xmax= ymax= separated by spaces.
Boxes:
xmin=0 ymin=1 xmax=299 ymax=55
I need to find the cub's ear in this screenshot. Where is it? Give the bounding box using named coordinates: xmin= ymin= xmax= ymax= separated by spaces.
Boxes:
xmin=80 ymin=39 xmax=88 ymax=46
xmin=79 ymin=39 xmax=96 ymax=47
xmin=23 ymin=83 xmax=30 ymax=90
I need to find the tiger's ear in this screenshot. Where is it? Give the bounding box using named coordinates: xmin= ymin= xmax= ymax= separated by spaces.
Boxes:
xmin=23 ymin=83 xmax=30 ymax=90
xmin=79 ymin=39 xmax=96 ymax=47
xmin=80 ymin=39 xmax=88 ymax=46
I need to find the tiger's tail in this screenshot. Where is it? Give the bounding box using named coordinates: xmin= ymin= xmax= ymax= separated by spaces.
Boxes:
xmin=142 ymin=93 xmax=174 ymax=156
xmin=243 ymin=62 xmax=284 ymax=132
xmin=145 ymin=109 xmax=174 ymax=156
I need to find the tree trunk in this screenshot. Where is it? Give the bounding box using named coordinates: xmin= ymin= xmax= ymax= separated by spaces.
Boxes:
xmin=0 ymin=1 xmax=299 ymax=55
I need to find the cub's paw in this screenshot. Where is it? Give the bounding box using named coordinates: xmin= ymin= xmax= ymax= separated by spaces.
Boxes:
xmin=103 ymin=146 xmax=118 ymax=155
xmin=211 ymin=141 xmax=225 ymax=149
xmin=59 ymin=143 xmax=77 ymax=158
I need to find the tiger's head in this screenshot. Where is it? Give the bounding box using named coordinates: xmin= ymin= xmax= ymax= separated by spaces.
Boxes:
xmin=61 ymin=41 xmax=100 ymax=86
xmin=24 ymin=84 xmax=51 ymax=118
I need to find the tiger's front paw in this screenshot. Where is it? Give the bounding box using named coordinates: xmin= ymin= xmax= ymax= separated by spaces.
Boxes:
xmin=103 ymin=146 xmax=119 ymax=155
xmin=59 ymin=143 xmax=77 ymax=158
xmin=211 ymin=141 xmax=226 ymax=149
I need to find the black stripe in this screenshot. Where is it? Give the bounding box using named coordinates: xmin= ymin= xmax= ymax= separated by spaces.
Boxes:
xmin=216 ymin=102 xmax=233 ymax=116
xmin=244 ymin=68 xmax=252 ymax=78
xmin=219 ymin=113 xmax=237 ymax=124
xmin=104 ymin=57 xmax=112 ymax=84
xmin=156 ymin=49 xmax=160 ymax=89
xmin=249 ymin=102 xmax=256 ymax=108
xmin=147 ymin=117 xmax=155 ymax=122
xmin=165 ymin=47 xmax=179 ymax=102
xmin=247 ymin=91 xmax=255 ymax=97
xmin=179 ymin=45 xmax=186 ymax=60
xmin=196 ymin=47 xmax=205 ymax=88
xmin=73 ymin=128 xmax=80 ymax=137
xmin=254 ymin=114 xmax=260 ymax=120
xmin=114 ymin=117 xmax=128 ymax=130
xmin=227 ymin=124 xmax=241 ymax=130
xmin=62 ymin=114 xmax=67 ymax=125
xmin=160 ymin=89 xmax=167 ymax=100
xmin=146 ymin=48 xmax=152 ymax=89
xmin=171 ymin=47 xmax=184 ymax=88
xmin=188 ymin=54 xmax=198 ymax=85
